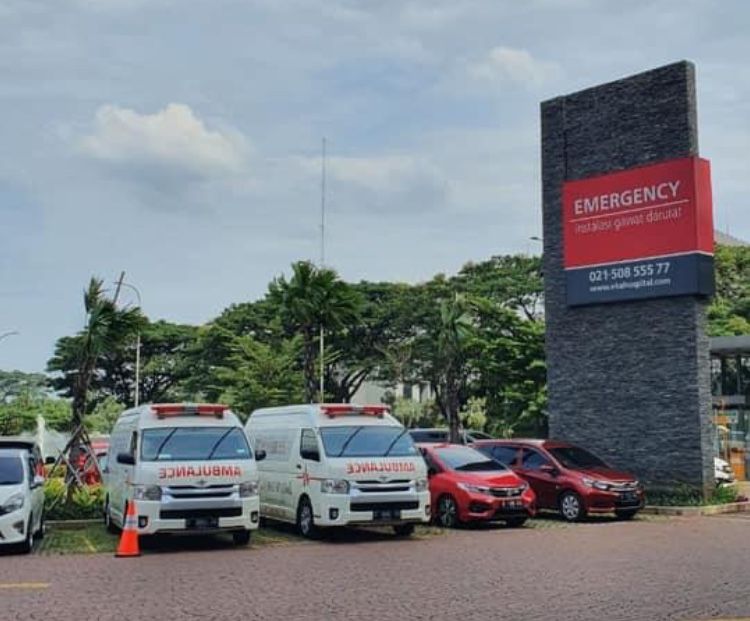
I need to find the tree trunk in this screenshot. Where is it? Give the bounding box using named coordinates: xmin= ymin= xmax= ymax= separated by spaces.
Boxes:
xmin=67 ymin=360 xmax=93 ymax=497
xmin=446 ymin=366 xmax=461 ymax=444
xmin=302 ymin=330 xmax=317 ymax=403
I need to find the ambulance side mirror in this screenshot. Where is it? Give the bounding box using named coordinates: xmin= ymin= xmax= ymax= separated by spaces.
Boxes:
xmin=255 ymin=449 xmax=267 ymax=462
xmin=117 ymin=452 xmax=136 ymax=466
xmin=427 ymin=467 xmax=439 ymax=478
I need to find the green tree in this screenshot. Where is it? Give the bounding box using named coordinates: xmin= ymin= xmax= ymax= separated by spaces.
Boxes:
xmin=213 ymin=335 xmax=304 ymax=419
xmin=49 ymin=320 xmax=198 ymax=409
xmin=708 ymin=244 xmax=750 ymax=336
xmin=470 ymin=298 xmax=547 ymax=437
xmin=411 ymin=293 xmax=475 ymax=443
xmin=323 ymin=282 xmax=415 ymax=402
xmin=0 ymin=393 xmax=71 ymax=435
xmin=0 ymin=370 xmax=49 ymax=402
xmin=85 ymin=396 xmax=125 ymax=434
xmin=269 ymin=261 xmax=362 ymax=402
xmin=455 ymin=254 xmax=544 ymax=320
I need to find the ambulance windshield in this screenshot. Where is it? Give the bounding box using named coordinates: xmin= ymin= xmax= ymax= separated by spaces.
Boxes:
xmin=141 ymin=427 xmax=252 ymax=461
xmin=320 ymin=426 xmax=418 ymax=458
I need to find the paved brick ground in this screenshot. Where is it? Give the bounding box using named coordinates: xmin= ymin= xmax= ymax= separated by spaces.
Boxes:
xmin=1 ymin=517 xmax=749 ymax=621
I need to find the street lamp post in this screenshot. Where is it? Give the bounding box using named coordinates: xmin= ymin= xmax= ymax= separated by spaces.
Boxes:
xmin=114 ymin=282 xmax=143 ymax=407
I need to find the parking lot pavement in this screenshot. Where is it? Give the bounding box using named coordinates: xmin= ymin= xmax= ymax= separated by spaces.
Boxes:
xmin=710 ymin=511 xmax=750 ymax=521
xmin=1 ymin=516 xmax=749 ymax=621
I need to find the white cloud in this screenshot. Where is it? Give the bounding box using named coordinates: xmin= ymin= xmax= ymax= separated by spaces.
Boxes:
xmin=469 ymin=46 xmax=558 ymax=87
xmin=79 ymin=103 xmax=248 ymax=179
xmin=324 ymin=155 xmax=447 ymax=215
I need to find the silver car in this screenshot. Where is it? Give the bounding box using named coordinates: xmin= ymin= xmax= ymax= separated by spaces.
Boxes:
xmin=0 ymin=439 xmax=45 ymax=553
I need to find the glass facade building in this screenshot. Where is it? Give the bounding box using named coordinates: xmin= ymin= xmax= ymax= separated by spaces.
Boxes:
xmin=711 ymin=335 xmax=750 ymax=481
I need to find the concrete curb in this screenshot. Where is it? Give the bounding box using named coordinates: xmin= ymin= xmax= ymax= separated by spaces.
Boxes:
xmin=641 ymin=501 xmax=750 ymax=517
xmin=47 ymin=519 xmax=101 ymax=530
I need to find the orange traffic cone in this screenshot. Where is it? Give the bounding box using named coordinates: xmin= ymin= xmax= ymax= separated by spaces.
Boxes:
xmin=115 ymin=500 xmax=141 ymax=558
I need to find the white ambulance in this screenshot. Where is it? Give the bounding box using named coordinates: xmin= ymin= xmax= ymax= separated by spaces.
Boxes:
xmin=104 ymin=403 xmax=262 ymax=545
xmin=246 ymin=403 xmax=430 ymax=538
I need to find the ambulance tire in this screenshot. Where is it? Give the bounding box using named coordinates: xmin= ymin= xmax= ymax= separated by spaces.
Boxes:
xmin=296 ymin=496 xmax=319 ymax=539
xmin=104 ymin=498 xmax=119 ymax=534
xmin=393 ymin=523 xmax=415 ymax=537
xmin=232 ymin=530 xmax=251 ymax=546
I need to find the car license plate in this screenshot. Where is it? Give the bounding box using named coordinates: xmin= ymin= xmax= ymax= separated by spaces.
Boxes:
xmin=620 ymin=493 xmax=637 ymax=502
xmin=187 ymin=517 xmax=219 ymax=529
xmin=373 ymin=509 xmax=401 ymax=521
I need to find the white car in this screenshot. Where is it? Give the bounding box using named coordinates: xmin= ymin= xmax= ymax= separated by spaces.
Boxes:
xmin=715 ymin=456 xmax=736 ymax=487
xmin=0 ymin=439 xmax=45 ymax=553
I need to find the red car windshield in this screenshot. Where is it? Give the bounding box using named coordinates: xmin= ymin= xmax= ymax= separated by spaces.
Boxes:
xmin=435 ymin=446 xmax=507 ymax=472
xmin=547 ymin=446 xmax=609 ymax=470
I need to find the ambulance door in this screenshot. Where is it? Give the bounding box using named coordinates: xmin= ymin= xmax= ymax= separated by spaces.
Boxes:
xmin=293 ymin=428 xmax=324 ymax=517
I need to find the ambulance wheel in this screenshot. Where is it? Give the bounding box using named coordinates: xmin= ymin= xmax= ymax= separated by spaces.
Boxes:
xmin=104 ymin=499 xmax=119 ymax=534
xmin=232 ymin=530 xmax=251 ymax=546
xmin=393 ymin=523 xmax=415 ymax=537
xmin=296 ymin=497 xmax=318 ymax=539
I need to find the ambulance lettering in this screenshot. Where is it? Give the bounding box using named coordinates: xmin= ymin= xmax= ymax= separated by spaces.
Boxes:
xmin=345 ymin=461 xmax=416 ymax=475
xmin=158 ymin=465 xmax=242 ymax=479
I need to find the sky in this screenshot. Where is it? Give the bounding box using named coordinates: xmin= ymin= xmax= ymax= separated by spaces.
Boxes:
xmin=1 ymin=0 xmax=749 ymax=372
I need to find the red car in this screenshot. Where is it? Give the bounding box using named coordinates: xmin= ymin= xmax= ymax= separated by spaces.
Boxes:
xmin=471 ymin=440 xmax=644 ymax=522
xmin=419 ymin=444 xmax=536 ymax=528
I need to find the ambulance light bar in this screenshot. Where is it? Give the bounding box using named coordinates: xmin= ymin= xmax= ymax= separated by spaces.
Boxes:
xmin=321 ymin=404 xmax=389 ymax=418
xmin=152 ymin=404 xmax=228 ymax=419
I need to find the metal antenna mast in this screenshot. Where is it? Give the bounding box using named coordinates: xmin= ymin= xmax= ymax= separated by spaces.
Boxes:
xmin=319 ymin=138 xmax=327 ymax=404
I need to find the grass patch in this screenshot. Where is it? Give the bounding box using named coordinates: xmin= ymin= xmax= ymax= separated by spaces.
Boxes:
xmin=37 ymin=522 xmax=443 ymax=555
xmin=38 ymin=525 xmax=117 ymax=555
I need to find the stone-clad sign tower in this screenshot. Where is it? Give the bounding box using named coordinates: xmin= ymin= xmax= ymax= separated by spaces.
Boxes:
xmin=541 ymin=61 xmax=714 ymax=494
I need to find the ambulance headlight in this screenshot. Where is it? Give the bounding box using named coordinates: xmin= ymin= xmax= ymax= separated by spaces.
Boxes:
xmin=321 ymin=479 xmax=350 ymax=494
xmin=239 ymin=481 xmax=259 ymax=497
xmin=415 ymin=478 xmax=428 ymax=492
xmin=133 ymin=485 xmax=162 ymax=501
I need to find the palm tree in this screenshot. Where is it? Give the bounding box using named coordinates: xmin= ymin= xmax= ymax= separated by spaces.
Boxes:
xmin=269 ymin=261 xmax=361 ymax=402
xmin=433 ymin=294 xmax=474 ymax=443
xmin=53 ymin=278 xmax=144 ymax=488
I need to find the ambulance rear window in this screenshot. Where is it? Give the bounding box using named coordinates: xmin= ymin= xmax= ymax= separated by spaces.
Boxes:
xmin=141 ymin=427 xmax=252 ymax=461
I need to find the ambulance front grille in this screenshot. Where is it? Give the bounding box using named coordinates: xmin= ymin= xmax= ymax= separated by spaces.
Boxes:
xmin=165 ymin=484 xmax=235 ymax=499
xmin=353 ymin=479 xmax=411 ymax=493
xmin=160 ymin=507 xmax=242 ymax=520
xmin=350 ymin=501 xmax=419 ymax=512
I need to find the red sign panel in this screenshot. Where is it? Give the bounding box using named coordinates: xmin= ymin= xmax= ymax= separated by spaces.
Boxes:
xmin=563 ymin=157 xmax=713 ymax=269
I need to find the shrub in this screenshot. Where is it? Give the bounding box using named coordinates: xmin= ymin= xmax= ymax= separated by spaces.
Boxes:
xmin=44 ymin=479 xmax=104 ymax=520
xmin=646 ymin=483 xmax=740 ymax=506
